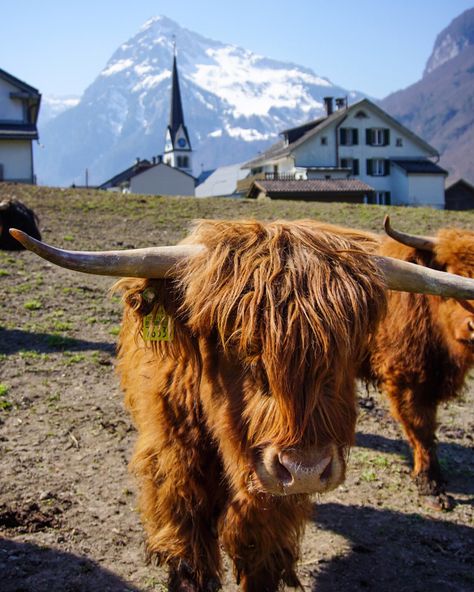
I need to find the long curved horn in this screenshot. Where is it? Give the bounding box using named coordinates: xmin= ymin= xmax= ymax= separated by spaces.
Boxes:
xmin=9 ymin=228 xmax=474 ymax=299
xmin=383 ymin=215 xmax=437 ymax=251
xmin=375 ymin=256 xmax=474 ymax=300
xmin=9 ymin=228 xmax=204 ymax=278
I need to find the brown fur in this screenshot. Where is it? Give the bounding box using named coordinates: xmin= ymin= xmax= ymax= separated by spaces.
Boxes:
xmin=115 ymin=219 xmax=386 ymax=591
xmin=362 ymin=228 xmax=474 ymax=500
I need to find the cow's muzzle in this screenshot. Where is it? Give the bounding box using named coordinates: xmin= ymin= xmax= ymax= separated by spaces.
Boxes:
xmin=253 ymin=444 xmax=344 ymax=495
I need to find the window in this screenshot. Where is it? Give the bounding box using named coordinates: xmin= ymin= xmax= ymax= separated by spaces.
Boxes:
xmin=321 ymin=136 xmax=328 ymax=145
xmin=396 ymin=138 xmax=403 ymax=147
xmin=366 ymin=128 xmax=390 ymax=146
xmin=0 ymin=164 xmax=3 ymax=181
xmin=177 ymin=156 xmax=189 ymax=168
xmin=340 ymin=128 xmax=359 ymax=146
xmin=374 ymin=191 xmax=391 ymax=205
xmin=355 ymin=110 xmax=368 ymax=119
xmin=340 ymin=158 xmax=359 ymax=175
xmin=367 ymin=158 xmax=389 ymax=176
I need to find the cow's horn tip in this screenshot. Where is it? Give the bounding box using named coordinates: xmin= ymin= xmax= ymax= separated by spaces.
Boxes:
xmin=9 ymin=228 xmax=27 ymax=245
xmin=383 ymin=215 xmax=391 ymax=231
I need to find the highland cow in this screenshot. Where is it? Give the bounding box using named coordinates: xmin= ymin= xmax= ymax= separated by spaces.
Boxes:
xmin=362 ymin=217 xmax=474 ymax=510
xmin=0 ymin=199 xmax=41 ymax=250
xmin=9 ymin=219 xmax=474 ymax=591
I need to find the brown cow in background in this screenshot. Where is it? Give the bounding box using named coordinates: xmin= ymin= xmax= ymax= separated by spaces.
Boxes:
xmin=10 ymin=219 xmax=474 ymax=591
xmin=362 ymin=218 xmax=474 ymax=509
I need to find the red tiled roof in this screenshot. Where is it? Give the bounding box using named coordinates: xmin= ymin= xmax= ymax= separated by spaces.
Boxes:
xmin=253 ymin=179 xmax=374 ymax=193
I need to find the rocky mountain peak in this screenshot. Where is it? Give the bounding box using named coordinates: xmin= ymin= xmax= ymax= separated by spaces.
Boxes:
xmin=424 ymin=7 xmax=474 ymax=76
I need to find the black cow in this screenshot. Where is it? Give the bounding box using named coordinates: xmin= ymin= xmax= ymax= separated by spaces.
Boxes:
xmin=0 ymin=199 xmax=41 ymax=250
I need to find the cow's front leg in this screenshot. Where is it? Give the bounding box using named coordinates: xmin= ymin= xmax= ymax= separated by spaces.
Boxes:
xmin=221 ymin=493 xmax=310 ymax=591
xmin=132 ymin=426 xmax=224 ymax=591
xmin=385 ymin=384 xmax=453 ymax=509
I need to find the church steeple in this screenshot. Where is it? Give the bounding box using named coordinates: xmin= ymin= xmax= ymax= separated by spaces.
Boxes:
xmin=164 ymin=45 xmax=193 ymax=175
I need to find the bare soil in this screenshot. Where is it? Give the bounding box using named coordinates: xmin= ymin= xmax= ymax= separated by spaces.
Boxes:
xmin=0 ymin=185 xmax=473 ymax=591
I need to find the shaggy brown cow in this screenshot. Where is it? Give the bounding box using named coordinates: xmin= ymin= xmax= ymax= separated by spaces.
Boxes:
xmin=10 ymin=219 xmax=474 ymax=591
xmin=362 ymin=217 xmax=474 ymax=509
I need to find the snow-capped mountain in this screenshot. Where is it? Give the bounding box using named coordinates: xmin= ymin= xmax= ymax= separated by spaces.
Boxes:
xmin=36 ymin=16 xmax=366 ymax=187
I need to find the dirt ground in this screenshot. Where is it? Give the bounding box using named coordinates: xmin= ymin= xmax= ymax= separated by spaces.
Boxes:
xmin=0 ymin=187 xmax=473 ymax=591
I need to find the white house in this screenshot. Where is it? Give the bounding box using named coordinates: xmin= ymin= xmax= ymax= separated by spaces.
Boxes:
xmin=99 ymin=157 xmax=195 ymax=196
xmin=0 ymin=68 xmax=41 ymax=184
xmin=242 ymin=98 xmax=447 ymax=208
xmin=195 ymin=162 xmax=250 ymax=197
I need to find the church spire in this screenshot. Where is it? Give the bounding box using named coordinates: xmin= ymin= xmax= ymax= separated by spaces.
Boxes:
xmin=164 ymin=44 xmax=193 ymax=175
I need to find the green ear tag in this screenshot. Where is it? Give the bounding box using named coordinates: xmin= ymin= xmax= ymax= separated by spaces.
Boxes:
xmin=143 ymin=306 xmax=174 ymax=341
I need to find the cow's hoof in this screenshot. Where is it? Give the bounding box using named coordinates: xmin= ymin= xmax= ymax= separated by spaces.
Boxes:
xmin=423 ymin=493 xmax=455 ymax=512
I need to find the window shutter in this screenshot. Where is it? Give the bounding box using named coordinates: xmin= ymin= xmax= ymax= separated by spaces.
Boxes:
xmin=340 ymin=128 xmax=347 ymax=145
xmin=341 ymin=158 xmax=348 ymax=168
xmin=385 ymin=191 xmax=391 ymax=205
xmin=384 ymin=159 xmax=390 ymax=176
xmin=353 ymin=159 xmax=359 ymax=175
xmin=353 ymin=129 xmax=359 ymax=145
xmin=366 ymin=129 xmax=372 ymax=145
xmin=366 ymin=159 xmax=373 ymax=176
xmin=384 ymin=129 xmax=390 ymax=146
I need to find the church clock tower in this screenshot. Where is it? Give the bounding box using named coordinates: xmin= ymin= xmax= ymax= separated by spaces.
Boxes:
xmin=164 ymin=48 xmax=193 ymax=176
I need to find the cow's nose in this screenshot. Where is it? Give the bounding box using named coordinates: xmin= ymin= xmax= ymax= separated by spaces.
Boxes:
xmin=467 ymin=319 xmax=474 ymax=333
xmin=260 ymin=444 xmax=343 ymax=494
xmin=277 ymin=448 xmax=333 ymax=486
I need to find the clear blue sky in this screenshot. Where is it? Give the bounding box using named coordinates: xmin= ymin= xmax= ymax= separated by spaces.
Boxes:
xmin=2 ymin=0 xmax=473 ymax=99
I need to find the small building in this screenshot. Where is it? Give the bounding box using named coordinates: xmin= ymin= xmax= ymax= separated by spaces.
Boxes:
xmin=445 ymin=178 xmax=474 ymax=210
xmin=242 ymin=98 xmax=447 ymax=208
xmin=195 ymin=162 xmax=250 ymax=197
xmin=247 ymin=178 xmax=373 ymax=203
xmin=0 ymin=68 xmax=41 ymax=184
xmin=99 ymin=157 xmax=195 ymax=196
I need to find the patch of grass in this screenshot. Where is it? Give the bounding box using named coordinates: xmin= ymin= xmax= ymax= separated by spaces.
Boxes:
xmin=0 ymin=269 xmax=10 ymax=276
xmin=64 ymin=353 xmax=86 ymax=364
xmin=24 ymin=299 xmax=42 ymax=311
xmin=0 ymin=384 xmax=12 ymax=412
xmin=361 ymin=469 xmax=377 ymax=482
xmin=19 ymin=350 xmax=50 ymax=361
xmin=51 ymin=320 xmax=73 ymax=332
xmin=109 ymin=326 xmax=121 ymax=336
xmin=63 ymin=235 xmax=74 ymax=242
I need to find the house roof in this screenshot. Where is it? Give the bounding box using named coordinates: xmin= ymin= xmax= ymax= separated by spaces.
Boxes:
xmin=446 ymin=177 xmax=474 ymax=192
xmin=0 ymin=68 xmax=40 ymax=96
xmin=248 ymin=178 xmax=373 ymax=198
xmin=391 ymin=159 xmax=448 ymax=175
xmin=99 ymin=159 xmax=153 ymax=189
xmin=242 ymin=98 xmax=439 ymax=169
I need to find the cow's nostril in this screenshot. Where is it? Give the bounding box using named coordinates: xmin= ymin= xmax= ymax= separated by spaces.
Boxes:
xmin=468 ymin=319 xmax=474 ymax=332
xmin=320 ymin=457 xmax=332 ymax=482
xmin=272 ymin=456 xmax=293 ymax=485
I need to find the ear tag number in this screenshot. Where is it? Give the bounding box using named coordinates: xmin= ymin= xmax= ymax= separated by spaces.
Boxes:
xmin=143 ymin=307 xmax=174 ymax=341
